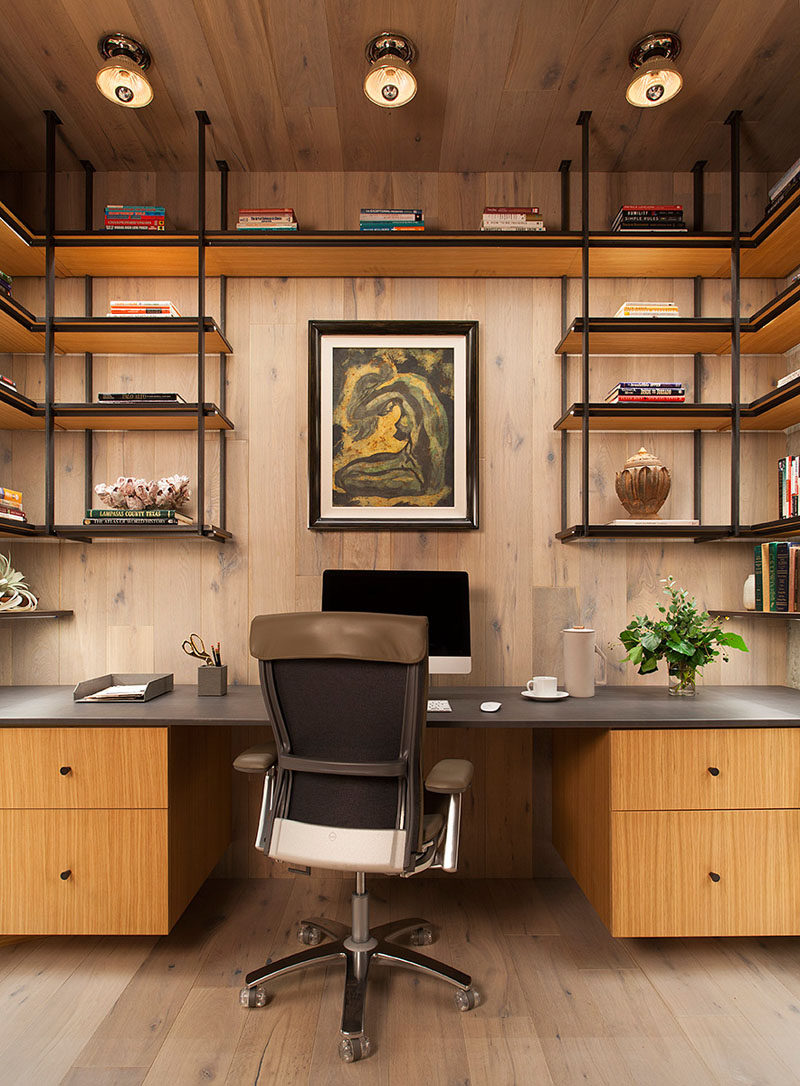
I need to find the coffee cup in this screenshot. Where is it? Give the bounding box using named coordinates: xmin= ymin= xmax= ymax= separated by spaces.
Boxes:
xmin=526 ymin=675 xmax=557 ymax=697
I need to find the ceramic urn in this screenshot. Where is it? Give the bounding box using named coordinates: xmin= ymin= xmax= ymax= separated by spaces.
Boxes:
xmin=614 ymin=446 xmax=671 ymax=518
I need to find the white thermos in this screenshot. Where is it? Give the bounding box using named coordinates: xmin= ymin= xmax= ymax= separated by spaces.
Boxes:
xmin=563 ymin=625 xmax=607 ymax=698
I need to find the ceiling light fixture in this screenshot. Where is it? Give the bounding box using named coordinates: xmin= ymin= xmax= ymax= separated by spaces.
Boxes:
xmin=96 ymin=33 xmax=153 ymax=108
xmin=626 ymin=32 xmax=682 ymax=108
xmin=364 ymin=32 xmax=417 ymax=108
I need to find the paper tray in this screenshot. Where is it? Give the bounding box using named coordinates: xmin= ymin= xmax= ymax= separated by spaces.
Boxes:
xmin=73 ymin=672 xmax=174 ymax=702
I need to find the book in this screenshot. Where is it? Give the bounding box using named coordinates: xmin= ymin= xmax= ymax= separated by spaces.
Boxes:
xmin=0 ymin=487 xmax=22 ymax=505
xmin=105 ymin=205 xmax=166 ymax=213
xmin=618 ymin=204 xmax=683 ymax=211
xmin=483 ymin=206 xmax=540 ymax=214
xmin=776 ymin=541 xmax=791 ymax=611
xmin=98 ymin=392 xmax=186 ymax=403
xmin=607 ymin=519 xmax=698 ymax=525
xmin=607 ymin=395 xmax=686 ymax=403
xmin=754 ymin=545 xmax=764 ymax=610
xmin=769 ymin=542 xmax=778 ymax=610
xmin=0 ymin=511 xmax=26 ymax=523
xmin=235 ymin=224 xmax=299 ymax=231
xmin=358 ymin=224 xmax=425 ymax=231
xmin=360 ymin=208 xmax=423 ymax=220
xmin=614 ymin=302 xmax=680 ymax=317
xmin=83 ymin=515 xmax=192 ymax=526
xmin=0 ymin=375 xmax=17 ymax=389
xmin=480 ymin=222 xmax=546 ymax=231
xmin=482 ymin=213 xmax=543 ymax=222
xmin=85 ymin=508 xmax=191 ymax=523
xmin=777 ymin=367 xmax=800 ymax=388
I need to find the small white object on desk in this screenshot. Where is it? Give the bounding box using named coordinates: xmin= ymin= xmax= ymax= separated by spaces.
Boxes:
xmin=81 ymin=684 xmax=147 ymax=701
xmin=521 ymin=689 xmax=569 ymax=701
xmin=427 ymin=699 xmax=452 ymax=712
xmin=480 ymin=701 xmax=502 ymax=712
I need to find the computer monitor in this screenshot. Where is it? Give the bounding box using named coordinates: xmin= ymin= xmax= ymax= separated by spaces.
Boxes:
xmin=321 ymin=569 xmax=472 ymax=675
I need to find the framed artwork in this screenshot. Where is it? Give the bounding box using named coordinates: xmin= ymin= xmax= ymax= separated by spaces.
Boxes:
xmin=308 ymin=320 xmax=478 ymax=529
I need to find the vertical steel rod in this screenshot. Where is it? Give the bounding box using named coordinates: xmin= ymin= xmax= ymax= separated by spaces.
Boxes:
xmin=196 ymin=112 xmax=210 ymax=535
xmin=217 ymin=159 xmax=229 ymax=531
xmin=726 ymin=111 xmax=742 ymax=535
xmin=692 ymin=160 xmax=705 ymax=525
xmin=559 ymin=160 xmax=571 ymax=531
xmin=578 ymin=112 xmax=591 ymax=533
xmin=81 ymin=160 xmax=95 ymax=515
xmin=559 ymin=160 xmax=571 ymax=232
xmin=44 ymin=110 xmax=61 ymax=534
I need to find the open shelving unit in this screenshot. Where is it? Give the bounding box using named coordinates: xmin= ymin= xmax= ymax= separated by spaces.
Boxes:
xmin=0 ymin=609 xmax=73 ymax=620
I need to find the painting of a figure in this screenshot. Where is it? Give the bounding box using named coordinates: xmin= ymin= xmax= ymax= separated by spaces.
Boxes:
xmin=309 ymin=321 xmax=478 ymax=529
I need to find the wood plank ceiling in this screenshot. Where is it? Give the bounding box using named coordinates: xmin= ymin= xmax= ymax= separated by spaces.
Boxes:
xmin=0 ymin=0 xmax=797 ymax=173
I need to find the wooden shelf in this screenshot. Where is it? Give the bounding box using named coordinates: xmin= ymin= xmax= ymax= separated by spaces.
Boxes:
xmin=742 ymin=188 xmax=800 ymax=278
xmin=556 ymin=318 xmax=733 ymax=356
xmin=0 ymin=386 xmax=43 ymax=429
xmin=556 ymin=524 xmax=730 ymax=541
xmin=52 ymin=402 xmax=233 ymax=431
xmin=0 ymin=521 xmax=48 ymax=539
xmin=0 ymin=295 xmax=45 ymax=353
xmin=587 ymin=234 xmax=732 ymax=278
xmin=0 ymin=609 xmax=73 ymax=620
xmin=708 ymin=609 xmax=800 ymax=619
xmin=54 ymin=523 xmax=231 ymax=543
xmin=740 ymin=279 xmax=800 ymax=355
xmin=0 ymin=204 xmax=44 ymax=276
xmin=54 ymin=233 xmax=198 ymax=278
xmin=738 ymin=517 xmax=800 ymax=538
xmin=554 ymin=403 xmax=732 ymax=432
xmin=51 ymin=317 xmax=231 ymax=356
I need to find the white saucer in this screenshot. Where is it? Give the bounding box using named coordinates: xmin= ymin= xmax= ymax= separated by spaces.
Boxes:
xmin=521 ymin=689 xmax=569 ymax=701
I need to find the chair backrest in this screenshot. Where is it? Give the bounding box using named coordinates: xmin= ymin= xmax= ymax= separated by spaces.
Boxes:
xmin=249 ymin=611 xmax=429 ymax=874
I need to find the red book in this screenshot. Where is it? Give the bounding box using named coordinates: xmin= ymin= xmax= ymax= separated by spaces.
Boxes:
xmin=620 ymin=204 xmax=683 ymax=211
xmin=612 ymin=395 xmax=686 ymax=402
xmin=238 ymin=208 xmax=295 ymax=215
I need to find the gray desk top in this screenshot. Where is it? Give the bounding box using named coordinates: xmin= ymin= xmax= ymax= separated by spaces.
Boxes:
xmin=0 ymin=684 xmax=799 ymax=729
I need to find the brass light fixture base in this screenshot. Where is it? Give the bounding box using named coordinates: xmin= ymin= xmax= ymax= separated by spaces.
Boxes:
xmin=365 ymin=32 xmax=417 ymax=66
xmin=97 ymin=32 xmax=151 ymax=70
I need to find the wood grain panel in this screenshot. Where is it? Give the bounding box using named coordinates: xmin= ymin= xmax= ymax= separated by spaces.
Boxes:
xmin=0 ymin=808 xmax=169 ymax=935
xmin=610 ymin=728 xmax=800 ymax=811
xmin=612 ymin=809 xmax=800 ymax=937
xmin=0 ymin=727 xmax=168 ymax=809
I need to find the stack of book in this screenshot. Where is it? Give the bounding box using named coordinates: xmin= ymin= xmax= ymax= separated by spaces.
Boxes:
xmin=614 ymin=301 xmax=680 ymax=318
xmin=480 ymin=206 xmax=545 ymax=232
xmin=0 ymin=271 xmax=12 ymax=299
xmin=754 ymin=541 xmax=800 ymax=611
xmin=359 ymin=209 xmax=424 ymax=232
xmin=778 ymin=456 xmax=800 ymax=519
xmin=766 ymin=156 xmax=800 ymax=217
xmin=236 ymin=208 xmax=298 ymax=231
xmin=104 ymin=206 xmax=165 ymax=231
xmin=0 ymin=486 xmax=27 ymax=526
xmin=605 ymin=381 xmax=685 ymax=403
xmin=83 ymin=508 xmax=192 ymax=527
xmin=778 ymin=366 xmax=800 ymax=389
xmin=611 ymin=205 xmax=686 ymax=232
xmin=107 ymin=300 xmax=181 ymax=318
xmin=0 ymin=374 xmax=16 ymax=393
xmin=97 ymin=392 xmax=187 ymax=406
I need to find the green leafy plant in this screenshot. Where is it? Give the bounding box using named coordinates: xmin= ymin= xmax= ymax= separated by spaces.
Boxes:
xmin=619 ymin=577 xmax=747 ymax=689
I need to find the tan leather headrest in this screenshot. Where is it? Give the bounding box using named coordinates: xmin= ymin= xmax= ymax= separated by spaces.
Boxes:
xmin=249 ymin=611 xmax=428 ymax=664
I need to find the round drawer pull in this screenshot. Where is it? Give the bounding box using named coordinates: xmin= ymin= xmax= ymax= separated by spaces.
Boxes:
xmin=59 ymin=766 xmax=72 ymax=776
xmin=708 ymin=871 xmax=721 ymax=883
xmin=707 ymin=767 xmax=720 ymax=776
xmin=59 ymin=869 xmax=72 ymax=881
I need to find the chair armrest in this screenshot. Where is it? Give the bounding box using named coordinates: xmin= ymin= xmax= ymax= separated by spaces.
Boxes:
xmin=233 ymin=743 xmax=277 ymax=773
xmin=425 ymin=758 xmax=473 ymax=794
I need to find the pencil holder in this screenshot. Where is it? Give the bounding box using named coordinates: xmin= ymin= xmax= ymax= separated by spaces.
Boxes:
xmin=197 ymin=664 xmax=227 ymax=696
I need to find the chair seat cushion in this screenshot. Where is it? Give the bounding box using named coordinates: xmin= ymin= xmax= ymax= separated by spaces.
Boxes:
xmin=233 ymin=744 xmax=277 ymax=773
xmin=422 ymin=812 xmax=445 ymax=845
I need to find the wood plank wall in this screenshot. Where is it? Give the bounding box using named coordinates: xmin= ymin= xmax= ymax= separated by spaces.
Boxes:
xmin=0 ymin=168 xmax=792 ymax=878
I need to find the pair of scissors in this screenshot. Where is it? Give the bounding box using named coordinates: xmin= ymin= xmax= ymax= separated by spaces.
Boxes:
xmin=182 ymin=632 xmax=213 ymax=665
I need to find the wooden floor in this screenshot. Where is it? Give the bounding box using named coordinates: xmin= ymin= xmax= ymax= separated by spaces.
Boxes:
xmin=2 ymin=877 xmax=800 ymax=1085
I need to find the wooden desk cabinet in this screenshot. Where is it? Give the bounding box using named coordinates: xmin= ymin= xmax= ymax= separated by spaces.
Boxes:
xmin=0 ymin=726 xmax=231 ymax=936
xmin=553 ymin=727 xmax=800 ymax=937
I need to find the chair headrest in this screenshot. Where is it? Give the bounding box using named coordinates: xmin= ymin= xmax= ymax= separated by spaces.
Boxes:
xmin=249 ymin=611 xmax=428 ymax=664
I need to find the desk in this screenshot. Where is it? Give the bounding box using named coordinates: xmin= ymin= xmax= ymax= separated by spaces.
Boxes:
xmin=2 ymin=684 xmax=800 ymax=940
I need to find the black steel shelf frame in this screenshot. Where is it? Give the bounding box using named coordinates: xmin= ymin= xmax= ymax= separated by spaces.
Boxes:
xmin=35 ymin=110 xmax=230 ymax=543
xmin=558 ymin=112 xmax=746 ymax=544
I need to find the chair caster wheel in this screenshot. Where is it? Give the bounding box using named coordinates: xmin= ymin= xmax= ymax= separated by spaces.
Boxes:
xmin=338 ymin=1034 xmax=371 ymax=1062
xmin=298 ymin=923 xmax=323 ymax=946
xmin=239 ymin=985 xmax=267 ymax=1008
xmin=409 ymin=925 xmax=435 ymax=946
xmin=454 ymin=987 xmax=479 ymax=1012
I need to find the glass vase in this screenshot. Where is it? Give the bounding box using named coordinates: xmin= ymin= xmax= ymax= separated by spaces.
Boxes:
xmin=668 ymin=662 xmax=696 ymax=696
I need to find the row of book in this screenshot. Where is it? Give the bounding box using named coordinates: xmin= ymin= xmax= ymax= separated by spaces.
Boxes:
xmin=0 ymin=374 xmax=15 ymax=393
xmin=614 ymin=301 xmax=680 ymax=318
xmin=778 ymin=456 xmax=800 ymax=519
xmin=0 ymin=271 xmax=12 ymax=299
xmin=83 ymin=508 xmax=192 ymax=527
xmin=611 ymin=205 xmax=687 ymax=233
xmin=104 ymin=206 xmax=165 ymax=231
xmin=359 ymin=208 xmax=424 ymax=232
xmin=106 ymin=300 xmax=181 ymax=318
xmin=96 ymin=392 xmax=186 ymax=404
xmin=766 ymin=155 xmax=800 ymax=217
xmin=480 ymin=206 xmax=545 ymax=232
xmin=754 ymin=541 xmax=800 ymax=611
xmin=0 ymin=486 xmax=26 ymax=525
xmin=605 ymin=381 xmax=685 ymax=404
xmin=236 ymin=208 xmax=298 ymax=231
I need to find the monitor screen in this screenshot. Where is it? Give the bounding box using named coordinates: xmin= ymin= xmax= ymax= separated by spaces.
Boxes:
xmin=321 ymin=569 xmax=471 ymax=674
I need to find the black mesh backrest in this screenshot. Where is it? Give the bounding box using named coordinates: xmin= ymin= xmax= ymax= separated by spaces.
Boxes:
xmin=250 ymin=612 xmax=429 ymax=867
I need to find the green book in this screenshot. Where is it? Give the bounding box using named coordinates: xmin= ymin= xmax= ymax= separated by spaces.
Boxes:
xmin=776 ymin=542 xmax=790 ymax=611
xmin=85 ymin=508 xmax=179 ymax=519
xmin=769 ymin=541 xmax=778 ymax=611
xmin=754 ymin=545 xmax=763 ymax=610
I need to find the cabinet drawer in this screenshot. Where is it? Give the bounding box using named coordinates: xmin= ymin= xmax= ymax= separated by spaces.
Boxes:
xmin=611 ymin=728 xmax=800 ymax=810
xmin=0 ymin=808 xmax=169 ymax=934
xmin=0 ymin=728 xmax=168 ymax=808
xmin=611 ymin=809 xmax=800 ymax=937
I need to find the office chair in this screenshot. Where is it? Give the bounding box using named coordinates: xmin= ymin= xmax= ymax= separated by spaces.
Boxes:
xmin=234 ymin=610 xmax=478 ymax=1062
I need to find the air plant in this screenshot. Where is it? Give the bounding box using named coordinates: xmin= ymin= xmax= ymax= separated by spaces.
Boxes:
xmin=0 ymin=553 xmax=37 ymax=611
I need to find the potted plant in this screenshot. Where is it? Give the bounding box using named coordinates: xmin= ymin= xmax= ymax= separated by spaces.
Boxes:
xmin=619 ymin=577 xmax=748 ymax=695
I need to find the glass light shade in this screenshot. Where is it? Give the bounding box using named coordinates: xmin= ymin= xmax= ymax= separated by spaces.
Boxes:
xmin=96 ymin=55 xmax=153 ymax=108
xmin=626 ymin=56 xmax=682 ymax=107
xmin=363 ymin=56 xmax=417 ymax=108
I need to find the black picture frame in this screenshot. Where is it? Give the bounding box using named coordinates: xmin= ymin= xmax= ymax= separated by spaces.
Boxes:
xmin=308 ymin=319 xmax=479 ymax=529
